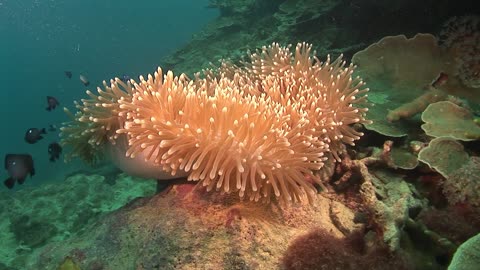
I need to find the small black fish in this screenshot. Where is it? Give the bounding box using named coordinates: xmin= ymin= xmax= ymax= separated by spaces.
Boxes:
xmin=65 ymin=71 xmax=72 ymax=79
xmin=25 ymin=128 xmax=46 ymax=144
xmin=79 ymin=74 xmax=90 ymax=86
xmin=120 ymin=74 xmax=131 ymax=83
xmin=4 ymin=154 xmax=35 ymax=189
xmin=48 ymin=142 xmax=62 ymax=162
xmin=46 ymin=96 xmax=59 ymax=111
xmin=48 ymin=124 xmax=57 ymax=132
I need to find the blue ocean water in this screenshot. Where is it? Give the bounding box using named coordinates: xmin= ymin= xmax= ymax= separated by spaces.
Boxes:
xmin=0 ymin=0 xmax=218 ymax=188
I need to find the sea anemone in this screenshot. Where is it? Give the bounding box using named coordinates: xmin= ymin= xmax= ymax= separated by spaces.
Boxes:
xmin=207 ymin=42 xmax=370 ymax=160
xmin=61 ymin=42 xmax=370 ymax=204
xmin=60 ymin=78 xmax=134 ymax=164
xmin=117 ymin=69 xmax=326 ymax=203
xmin=76 ymin=78 xmax=134 ymax=145
xmin=59 ymin=108 xmax=103 ymax=165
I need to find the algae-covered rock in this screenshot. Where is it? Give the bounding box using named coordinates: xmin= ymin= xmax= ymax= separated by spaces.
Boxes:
xmin=0 ymin=172 xmax=156 ymax=268
xmin=58 ymin=257 xmax=81 ymax=270
xmin=9 ymin=215 xmax=58 ymax=248
xmin=26 ymin=184 xmax=359 ymax=270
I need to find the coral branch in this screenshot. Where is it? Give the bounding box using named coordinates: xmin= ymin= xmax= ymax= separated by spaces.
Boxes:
xmin=387 ymin=87 xmax=447 ymax=122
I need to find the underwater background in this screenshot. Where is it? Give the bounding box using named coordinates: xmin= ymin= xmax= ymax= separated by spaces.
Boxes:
xmin=1 ymin=0 xmax=480 ymax=269
xmin=0 ymin=0 xmax=218 ymax=186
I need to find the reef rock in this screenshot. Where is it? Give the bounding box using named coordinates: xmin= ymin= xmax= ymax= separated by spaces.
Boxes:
xmin=26 ymin=184 xmax=359 ymax=269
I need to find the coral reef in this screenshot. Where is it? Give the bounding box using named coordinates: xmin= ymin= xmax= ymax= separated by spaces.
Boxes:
xmin=3 ymin=138 xmax=441 ymax=270
xmin=348 ymin=28 xmax=480 ymax=266
xmin=417 ymin=207 xmax=480 ymax=246
xmin=8 ymin=2 xmax=478 ymax=270
xmin=331 ymin=142 xmax=426 ymax=250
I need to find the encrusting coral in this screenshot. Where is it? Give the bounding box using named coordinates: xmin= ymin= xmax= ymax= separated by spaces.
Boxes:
xmin=60 ymin=42 xmax=370 ymax=204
